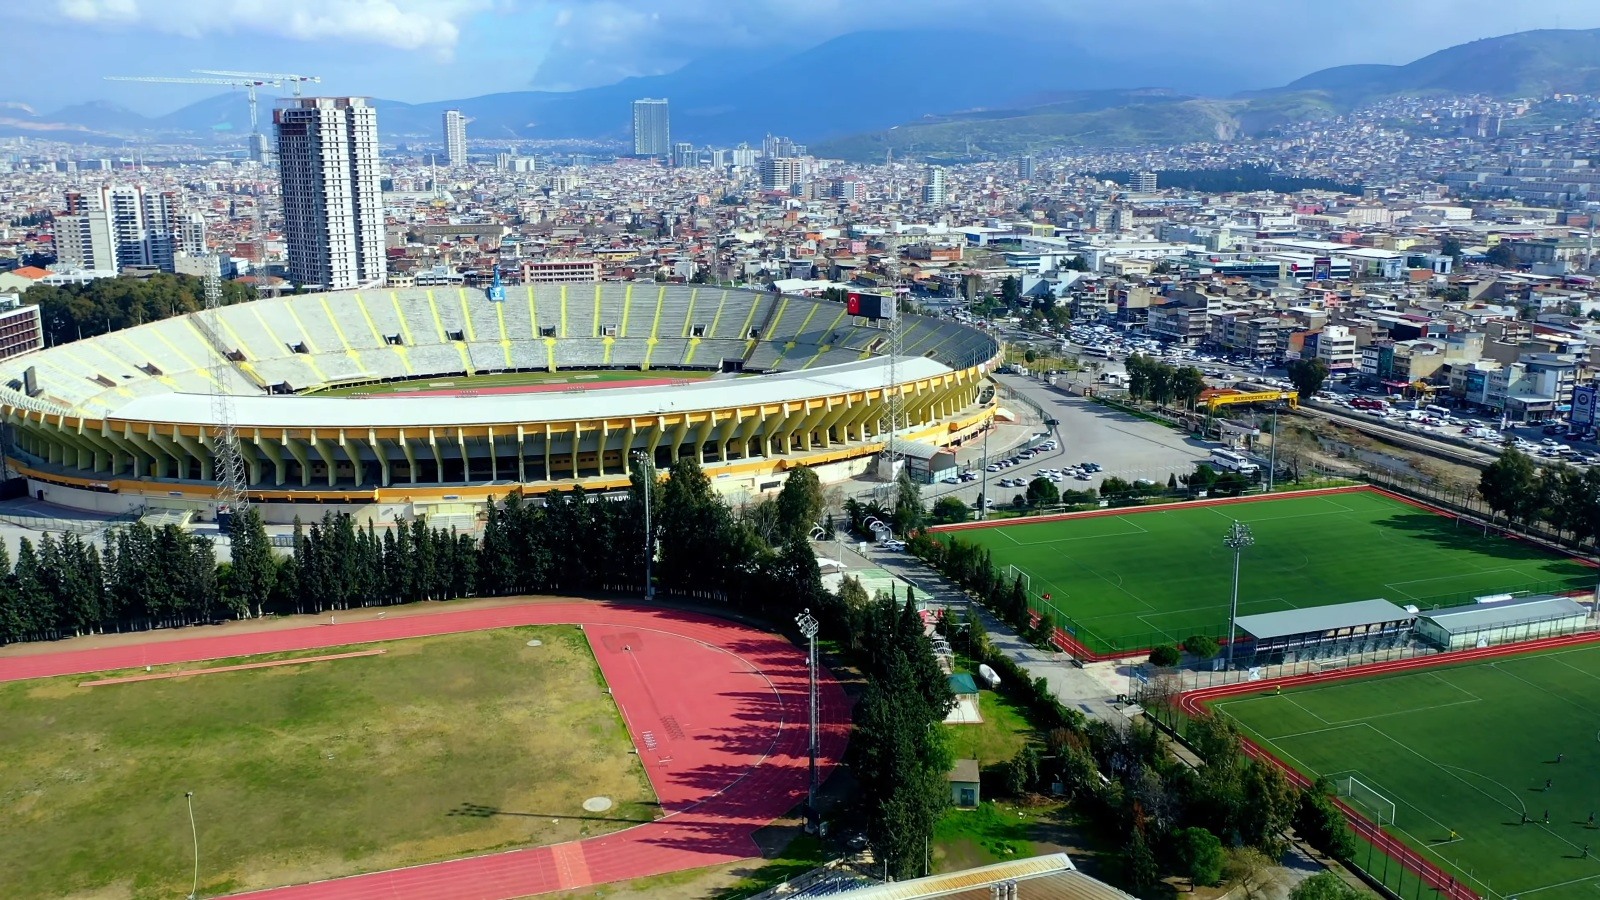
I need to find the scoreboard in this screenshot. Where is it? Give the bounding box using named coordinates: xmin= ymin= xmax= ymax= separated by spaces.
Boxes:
xmin=845 ymin=291 xmax=895 ymax=321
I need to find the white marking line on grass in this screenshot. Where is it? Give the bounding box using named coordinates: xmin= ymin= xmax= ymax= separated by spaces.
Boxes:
xmin=1203 ymin=498 xmax=1357 ymax=524
xmin=1380 ymin=566 xmax=1543 ymax=600
xmin=1509 ymin=872 xmax=1600 ymax=898
xmin=1550 ymin=656 xmax=1600 ymax=689
xmin=1486 ymin=661 xmax=1600 ymax=720
xmin=993 ymin=517 xmax=1149 ymax=546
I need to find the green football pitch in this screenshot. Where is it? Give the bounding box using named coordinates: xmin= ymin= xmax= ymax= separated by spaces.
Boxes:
xmin=1220 ymin=643 xmax=1600 ymax=900
xmin=941 ymin=489 xmax=1594 ymax=655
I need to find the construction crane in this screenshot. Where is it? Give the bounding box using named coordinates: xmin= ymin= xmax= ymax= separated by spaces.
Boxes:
xmin=197 ymin=256 xmax=251 ymax=522
xmin=193 ymin=70 xmax=320 ymax=97
xmin=106 ymin=75 xmax=280 ymax=163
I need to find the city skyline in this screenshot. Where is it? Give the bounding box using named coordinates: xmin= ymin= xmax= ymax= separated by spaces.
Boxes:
xmin=15 ymin=1 xmax=1600 ymax=114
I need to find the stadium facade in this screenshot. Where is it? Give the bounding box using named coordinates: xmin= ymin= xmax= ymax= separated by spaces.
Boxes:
xmin=0 ymin=284 xmax=999 ymax=523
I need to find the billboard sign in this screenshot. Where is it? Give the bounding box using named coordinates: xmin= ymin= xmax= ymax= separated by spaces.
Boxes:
xmin=1313 ymin=257 xmax=1333 ymax=281
xmin=1574 ymin=385 xmax=1597 ymax=426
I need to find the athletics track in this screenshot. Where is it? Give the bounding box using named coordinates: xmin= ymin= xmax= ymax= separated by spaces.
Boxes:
xmin=0 ymin=600 xmax=850 ymax=900
xmin=1180 ymin=629 xmax=1600 ymax=900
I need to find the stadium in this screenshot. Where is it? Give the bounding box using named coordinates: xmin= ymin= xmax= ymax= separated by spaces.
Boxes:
xmin=0 ymin=283 xmax=998 ymax=522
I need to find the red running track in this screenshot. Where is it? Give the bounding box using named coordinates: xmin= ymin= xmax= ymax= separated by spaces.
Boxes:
xmin=1180 ymin=630 xmax=1600 ymax=900
xmin=0 ymin=600 xmax=851 ymax=900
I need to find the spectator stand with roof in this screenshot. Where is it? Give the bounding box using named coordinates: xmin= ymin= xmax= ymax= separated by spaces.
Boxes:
xmin=1414 ymin=594 xmax=1593 ymax=651
xmin=1232 ymin=599 xmax=1417 ymax=669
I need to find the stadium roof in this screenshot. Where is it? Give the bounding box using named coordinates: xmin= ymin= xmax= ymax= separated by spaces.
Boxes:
xmin=105 ymin=356 xmax=952 ymax=430
xmin=1235 ymin=599 xmax=1414 ymax=641
xmin=1419 ymin=595 xmax=1590 ymax=635
xmin=822 ymin=853 xmax=1138 ymax=900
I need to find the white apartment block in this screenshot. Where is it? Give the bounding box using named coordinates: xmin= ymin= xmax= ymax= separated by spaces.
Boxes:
xmin=274 ymin=97 xmax=387 ymax=291
xmin=55 ymin=185 xmax=182 ymax=273
xmin=443 ymin=109 xmax=468 ymax=168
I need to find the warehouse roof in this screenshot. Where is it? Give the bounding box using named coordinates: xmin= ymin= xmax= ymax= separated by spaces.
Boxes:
xmin=1420 ymin=595 xmax=1590 ymax=635
xmin=1235 ymin=599 xmax=1414 ymax=641
xmin=105 ymin=356 xmax=952 ymax=430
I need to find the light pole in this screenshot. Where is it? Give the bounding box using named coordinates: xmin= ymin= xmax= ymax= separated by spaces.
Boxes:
xmin=795 ymin=608 xmax=821 ymax=833
xmin=1223 ymin=521 xmax=1255 ymax=670
xmin=977 ymin=421 xmax=990 ymax=521
xmin=633 ymin=451 xmax=654 ymax=602
xmin=184 ymin=790 xmax=199 ymax=900
xmin=1267 ymin=404 xmax=1279 ymax=492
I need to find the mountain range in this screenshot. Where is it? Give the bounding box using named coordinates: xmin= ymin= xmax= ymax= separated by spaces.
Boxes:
xmin=9 ymin=28 xmax=1600 ymax=156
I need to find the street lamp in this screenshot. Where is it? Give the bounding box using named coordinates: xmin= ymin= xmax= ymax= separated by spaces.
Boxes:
xmin=1223 ymin=521 xmax=1255 ymax=670
xmin=184 ymin=791 xmax=199 ymax=900
xmin=795 ymin=608 xmax=821 ymax=833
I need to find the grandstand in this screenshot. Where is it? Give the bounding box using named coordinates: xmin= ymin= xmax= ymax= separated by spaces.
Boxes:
xmin=0 ymin=284 xmax=999 ymax=522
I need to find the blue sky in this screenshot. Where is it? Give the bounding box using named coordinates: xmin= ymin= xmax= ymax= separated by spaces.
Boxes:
xmin=14 ymin=0 xmax=1600 ymax=114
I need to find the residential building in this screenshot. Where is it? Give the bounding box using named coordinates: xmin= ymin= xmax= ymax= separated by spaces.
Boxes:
xmin=760 ymin=157 xmax=801 ymax=193
xmin=1018 ymin=155 xmax=1036 ymax=181
xmin=671 ymin=142 xmax=697 ymax=169
xmin=631 ymin=98 xmax=670 ymax=158
xmin=53 ymin=185 xmax=181 ymax=273
xmin=443 ymin=109 xmax=468 ymax=168
xmin=519 ymin=259 xmax=603 ymax=283
xmin=1210 ymin=312 xmax=1291 ymax=357
xmin=922 ymin=168 xmax=947 ymax=206
xmin=0 ymin=293 xmax=43 ymax=360
xmin=1133 ymin=171 xmax=1158 ymax=192
xmin=1148 ymin=291 xmax=1210 ymax=345
xmin=274 ymin=97 xmax=387 ymax=290
xmin=1316 ymin=324 xmax=1360 ymax=371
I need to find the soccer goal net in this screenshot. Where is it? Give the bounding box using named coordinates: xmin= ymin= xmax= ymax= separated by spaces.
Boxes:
xmin=1339 ymin=776 xmax=1397 ymax=826
xmin=1006 ymin=565 xmax=1031 ymax=596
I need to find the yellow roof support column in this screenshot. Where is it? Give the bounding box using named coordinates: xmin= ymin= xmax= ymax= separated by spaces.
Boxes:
xmin=307 ymin=431 xmax=338 ymax=488
xmin=282 ymin=433 xmax=312 ymax=487
xmin=253 ymin=431 xmax=286 ymax=486
xmin=396 ymin=429 xmax=418 ymax=485
xmin=369 ymin=429 xmax=390 ymax=488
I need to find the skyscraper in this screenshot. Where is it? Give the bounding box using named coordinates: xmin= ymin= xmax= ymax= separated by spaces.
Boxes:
xmin=632 ymin=98 xmax=670 ymax=158
xmin=274 ymin=97 xmax=386 ymax=291
xmin=1133 ymin=171 xmax=1158 ymax=192
xmin=922 ymin=167 xmax=947 ymax=206
xmin=443 ymin=109 xmax=468 ymax=168
xmin=1018 ymin=155 xmax=1036 ymax=181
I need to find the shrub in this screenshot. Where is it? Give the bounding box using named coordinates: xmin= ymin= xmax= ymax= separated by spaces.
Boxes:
xmin=1149 ymin=644 xmax=1181 ymax=667
xmin=1182 ymin=634 xmax=1220 ymax=659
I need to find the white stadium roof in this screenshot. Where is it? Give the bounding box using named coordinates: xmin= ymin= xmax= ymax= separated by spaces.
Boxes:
xmin=106 ymin=356 xmax=952 ymax=429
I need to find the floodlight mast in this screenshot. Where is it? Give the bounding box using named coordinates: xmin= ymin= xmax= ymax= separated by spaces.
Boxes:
xmin=1223 ymin=521 xmax=1255 ymax=669
xmin=795 ymin=608 xmax=821 ymax=833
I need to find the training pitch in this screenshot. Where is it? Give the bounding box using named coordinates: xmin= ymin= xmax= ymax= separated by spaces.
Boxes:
xmin=0 ymin=625 xmax=654 ymax=900
xmin=938 ymin=488 xmax=1594 ymax=655
xmin=1220 ymin=641 xmax=1600 ymax=900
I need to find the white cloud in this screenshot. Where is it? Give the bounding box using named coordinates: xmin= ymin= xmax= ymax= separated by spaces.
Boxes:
xmin=47 ymin=0 xmax=493 ymax=54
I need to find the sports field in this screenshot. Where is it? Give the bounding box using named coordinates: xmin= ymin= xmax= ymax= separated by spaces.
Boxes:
xmin=309 ymin=368 xmax=714 ymax=397
xmin=1221 ymin=642 xmax=1600 ymax=900
xmin=0 ymin=625 xmax=655 ymax=900
xmin=942 ymin=488 xmax=1594 ymax=655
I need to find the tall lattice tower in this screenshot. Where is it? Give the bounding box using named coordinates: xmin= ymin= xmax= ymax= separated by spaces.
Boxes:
xmin=881 ymin=259 xmax=906 ymax=480
xmin=199 ymin=257 xmax=249 ymax=519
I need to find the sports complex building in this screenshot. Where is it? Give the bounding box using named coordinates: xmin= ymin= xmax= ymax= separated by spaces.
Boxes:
xmin=0 ymin=284 xmax=999 ymax=522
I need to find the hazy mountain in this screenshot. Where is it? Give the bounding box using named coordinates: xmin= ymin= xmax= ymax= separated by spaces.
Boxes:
xmin=11 ymin=27 xmax=1600 ymax=149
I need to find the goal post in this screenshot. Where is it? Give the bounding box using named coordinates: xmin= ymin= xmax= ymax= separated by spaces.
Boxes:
xmin=1006 ymin=564 xmax=1031 ymax=596
xmin=1339 ymin=775 xmax=1397 ymax=827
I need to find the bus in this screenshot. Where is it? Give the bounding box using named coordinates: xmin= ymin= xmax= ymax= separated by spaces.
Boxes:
xmin=1080 ymin=346 xmax=1112 ymax=359
xmin=1210 ymin=448 xmax=1260 ymax=475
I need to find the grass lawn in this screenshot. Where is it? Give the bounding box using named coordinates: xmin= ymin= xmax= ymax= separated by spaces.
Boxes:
xmin=309 ymin=368 xmax=715 ymax=396
xmin=0 ymin=625 xmax=655 ymax=900
xmin=932 ymin=801 xmax=1057 ymax=873
xmin=944 ymin=687 xmax=1035 ymax=767
xmin=943 ymin=489 xmax=1594 ymax=655
xmin=1220 ymin=643 xmax=1600 ymax=900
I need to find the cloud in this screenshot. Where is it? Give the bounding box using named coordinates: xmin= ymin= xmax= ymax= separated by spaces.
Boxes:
xmin=45 ymin=0 xmax=492 ymax=54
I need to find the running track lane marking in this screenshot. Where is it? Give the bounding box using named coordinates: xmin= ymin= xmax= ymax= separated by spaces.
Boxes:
xmin=0 ymin=601 xmax=851 ymax=900
xmin=78 ymin=648 xmax=386 ymax=686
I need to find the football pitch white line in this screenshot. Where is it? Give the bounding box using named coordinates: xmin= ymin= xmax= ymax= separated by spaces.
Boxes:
xmin=1204 ymin=498 xmax=1357 ymax=524
xmin=993 ymin=517 xmax=1150 ymax=547
xmin=1381 ymin=566 xmax=1542 ymax=600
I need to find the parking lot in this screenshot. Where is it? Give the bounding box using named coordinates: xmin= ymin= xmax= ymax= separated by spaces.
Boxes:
xmin=917 ymin=374 xmax=1212 ymax=514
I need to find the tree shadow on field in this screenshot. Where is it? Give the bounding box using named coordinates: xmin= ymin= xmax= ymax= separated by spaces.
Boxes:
xmin=448 ymin=801 xmax=658 ymax=825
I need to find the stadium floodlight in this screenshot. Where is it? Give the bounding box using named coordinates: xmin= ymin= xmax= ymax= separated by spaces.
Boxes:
xmin=633 ymin=452 xmax=654 ymax=602
xmin=1223 ymin=521 xmax=1255 ymax=669
xmin=795 ymin=608 xmax=821 ymax=833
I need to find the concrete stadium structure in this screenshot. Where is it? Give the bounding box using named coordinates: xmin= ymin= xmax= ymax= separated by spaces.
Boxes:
xmin=0 ymin=284 xmax=998 ymax=523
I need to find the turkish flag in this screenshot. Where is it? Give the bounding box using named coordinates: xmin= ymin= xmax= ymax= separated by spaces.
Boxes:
xmin=847 ymin=292 xmax=862 ymax=315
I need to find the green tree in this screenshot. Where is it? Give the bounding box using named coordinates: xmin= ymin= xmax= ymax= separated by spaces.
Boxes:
xmin=1485 ymin=242 xmax=1518 ymax=268
xmin=1174 ymin=366 xmax=1208 ymax=409
xmin=1122 ymin=828 xmax=1159 ymax=893
xmin=1287 ymin=357 xmax=1329 ymax=400
xmin=776 ymin=467 xmax=826 ymax=541
xmin=1289 ymin=872 xmax=1364 ymax=900
xmin=1295 ymin=784 xmax=1358 ymax=860
xmin=1440 ymin=236 xmax=1463 ymax=260
xmin=893 ymin=466 xmax=926 ymax=535
xmin=1182 ymin=635 xmax=1220 ymax=659
xmin=1025 ymin=476 xmax=1060 ymax=509
xmin=931 ymin=495 xmax=971 ymax=524
xmin=1479 ymin=447 xmax=1539 ymax=525
xmin=1149 ymin=644 xmax=1181 ymax=667
xmin=225 ymin=508 xmax=276 ymax=618
xmin=1000 ymin=275 xmax=1022 ymax=306
xmin=1174 ymin=826 xmax=1225 ymax=886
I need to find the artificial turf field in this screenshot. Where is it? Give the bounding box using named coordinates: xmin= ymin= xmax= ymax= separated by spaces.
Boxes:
xmin=1220 ymin=643 xmax=1600 ymax=900
xmin=942 ymin=488 xmax=1595 ymax=655
xmin=0 ymin=625 xmax=655 ymax=900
